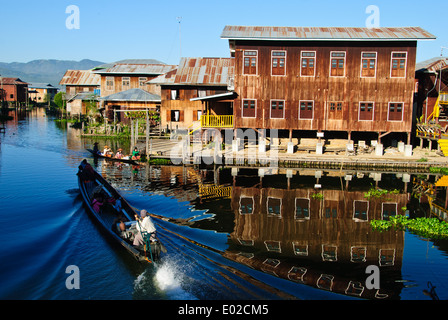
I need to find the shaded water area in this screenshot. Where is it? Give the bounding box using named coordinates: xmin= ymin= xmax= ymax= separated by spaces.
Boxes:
xmin=1 ymin=107 xmax=448 ymax=301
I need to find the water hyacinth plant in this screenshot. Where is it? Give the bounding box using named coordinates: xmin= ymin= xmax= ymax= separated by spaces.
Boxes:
xmin=371 ymin=215 xmax=448 ymax=239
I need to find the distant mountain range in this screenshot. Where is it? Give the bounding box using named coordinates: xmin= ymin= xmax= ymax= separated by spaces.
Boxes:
xmin=0 ymin=59 xmax=104 ymax=88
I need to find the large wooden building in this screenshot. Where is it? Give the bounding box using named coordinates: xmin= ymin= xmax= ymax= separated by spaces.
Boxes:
xmin=221 ymin=26 xmax=435 ymax=149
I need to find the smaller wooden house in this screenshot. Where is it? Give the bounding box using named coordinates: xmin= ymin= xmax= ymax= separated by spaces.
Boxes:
xmin=66 ymin=92 xmax=98 ymax=116
xmin=92 ymin=59 xmax=177 ymax=98
xmin=59 ymin=70 xmax=100 ymax=99
xmin=149 ymin=57 xmax=235 ymax=133
xmin=99 ymin=88 xmax=160 ymax=124
xmin=415 ymin=57 xmax=448 ymax=124
xmin=0 ymin=77 xmax=29 ymax=106
xmin=28 ymin=83 xmax=58 ymax=103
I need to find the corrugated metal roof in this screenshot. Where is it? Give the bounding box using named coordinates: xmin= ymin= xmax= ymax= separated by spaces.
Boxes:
xmin=93 ymin=59 xmax=166 ymax=70
xmin=28 ymin=83 xmax=57 ymax=89
xmin=94 ymin=63 xmax=177 ymax=75
xmin=416 ymin=57 xmax=448 ymax=73
xmin=68 ymin=92 xmax=98 ymax=102
xmin=146 ymin=68 xmax=177 ymax=85
xmin=0 ymin=77 xmax=28 ymax=85
xmin=221 ymin=25 xmax=436 ymax=41
xmin=59 ymin=70 xmax=100 ymax=86
xmin=172 ymin=57 xmax=234 ymax=86
xmin=99 ymin=88 xmax=160 ymax=102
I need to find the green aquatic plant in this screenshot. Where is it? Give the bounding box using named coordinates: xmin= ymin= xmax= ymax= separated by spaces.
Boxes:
xmin=430 ymin=167 xmax=448 ymax=175
xmin=148 ymin=158 xmax=171 ymax=165
xmin=311 ymin=192 xmax=324 ymax=200
xmin=370 ymin=215 xmax=448 ymax=239
xmin=364 ymin=186 xmax=399 ymax=200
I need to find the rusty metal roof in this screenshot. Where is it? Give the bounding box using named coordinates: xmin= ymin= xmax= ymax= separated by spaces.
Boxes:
xmin=172 ymin=57 xmax=234 ymax=86
xmin=93 ymin=62 xmax=177 ymax=75
xmin=221 ymin=26 xmax=436 ymax=41
xmin=146 ymin=68 xmax=177 ymax=85
xmin=416 ymin=57 xmax=448 ymax=73
xmin=59 ymin=70 xmax=100 ymax=86
xmin=0 ymin=77 xmax=28 ymax=85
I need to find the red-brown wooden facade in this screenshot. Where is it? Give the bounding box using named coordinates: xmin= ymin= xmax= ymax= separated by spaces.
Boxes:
xmin=222 ymin=26 xmax=436 ymax=143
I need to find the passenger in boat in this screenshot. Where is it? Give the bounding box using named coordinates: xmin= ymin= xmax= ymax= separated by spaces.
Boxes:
xmin=78 ymin=159 xmax=95 ymax=182
xmin=103 ymin=145 xmax=112 ymax=157
xmin=115 ymin=148 xmax=124 ymax=159
xmin=133 ymin=209 xmax=156 ymax=246
xmin=112 ymin=196 xmax=122 ymax=212
xmin=131 ymin=147 xmax=140 ymax=160
xmin=93 ymin=142 xmax=100 ymax=154
xmin=92 ymin=194 xmax=105 ymax=213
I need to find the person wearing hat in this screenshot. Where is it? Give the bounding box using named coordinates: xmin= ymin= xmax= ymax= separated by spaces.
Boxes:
xmin=133 ymin=209 xmax=156 ymax=246
xmin=102 ymin=145 xmax=112 ymax=157
xmin=115 ymin=148 xmax=124 ymax=159
xmin=93 ymin=142 xmax=100 ymax=154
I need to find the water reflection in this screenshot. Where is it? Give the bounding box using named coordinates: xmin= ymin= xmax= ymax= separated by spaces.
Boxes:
xmin=98 ymin=160 xmax=425 ymax=299
xmin=226 ymin=168 xmax=409 ymax=299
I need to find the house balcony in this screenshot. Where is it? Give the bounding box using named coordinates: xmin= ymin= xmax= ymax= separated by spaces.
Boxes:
xmin=200 ymin=115 xmax=233 ymax=128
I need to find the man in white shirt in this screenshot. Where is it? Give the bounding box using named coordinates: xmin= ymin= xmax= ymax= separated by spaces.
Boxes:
xmin=133 ymin=209 xmax=156 ymax=246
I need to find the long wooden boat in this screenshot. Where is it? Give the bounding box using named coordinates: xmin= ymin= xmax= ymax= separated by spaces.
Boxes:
xmin=86 ymin=149 xmax=142 ymax=165
xmin=77 ymin=159 xmax=166 ymax=263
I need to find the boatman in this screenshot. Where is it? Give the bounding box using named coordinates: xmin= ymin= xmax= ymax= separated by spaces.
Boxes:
xmin=133 ymin=209 xmax=156 ymax=246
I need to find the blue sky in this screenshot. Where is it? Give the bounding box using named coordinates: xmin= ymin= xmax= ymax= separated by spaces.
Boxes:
xmin=0 ymin=0 xmax=446 ymax=65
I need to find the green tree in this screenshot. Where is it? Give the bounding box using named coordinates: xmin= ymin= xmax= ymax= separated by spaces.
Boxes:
xmin=53 ymin=92 xmax=65 ymax=109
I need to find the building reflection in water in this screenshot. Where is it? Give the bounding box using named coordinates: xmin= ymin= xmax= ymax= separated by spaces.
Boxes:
xmin=224 ymin=167 xmax=411 ymax=300
xmin=99 ymin=162 xmax=428 ymax=299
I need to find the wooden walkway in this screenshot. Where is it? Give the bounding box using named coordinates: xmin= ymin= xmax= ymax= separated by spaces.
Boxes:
xmin=143 ymin=138 xmax=448 ymax=173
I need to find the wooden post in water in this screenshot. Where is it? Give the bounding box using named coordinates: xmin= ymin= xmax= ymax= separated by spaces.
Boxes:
xmin=130 ymin=118 xmax=134 ymax=154
xmin=146 ymin=110 xmax=149 ymax=157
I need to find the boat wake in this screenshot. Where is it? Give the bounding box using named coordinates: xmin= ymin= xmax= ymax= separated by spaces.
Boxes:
xmin=133 ymin=255 xmax=197 ymax=300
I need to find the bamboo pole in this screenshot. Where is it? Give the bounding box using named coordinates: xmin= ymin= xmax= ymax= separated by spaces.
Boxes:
xmin=146 ymin=109 xmax=149 ymax=157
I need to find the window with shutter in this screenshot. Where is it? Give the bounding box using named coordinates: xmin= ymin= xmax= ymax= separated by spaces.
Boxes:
xmin=300 ymin=51 xmax=316 ymax=77
xmin=270 ymin=100 xmax=285 ymax=119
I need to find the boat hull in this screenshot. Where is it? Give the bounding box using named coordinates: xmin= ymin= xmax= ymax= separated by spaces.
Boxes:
xmin=77 ymin=160 xmax=165 ymax=263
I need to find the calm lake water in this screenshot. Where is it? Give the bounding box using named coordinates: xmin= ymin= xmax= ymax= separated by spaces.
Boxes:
xmin=1 ymin=108 xmax=448 ymax=301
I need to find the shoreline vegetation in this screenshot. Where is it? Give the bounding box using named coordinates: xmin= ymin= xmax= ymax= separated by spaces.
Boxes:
xmin=371 ymin=215 xmax=448 ymax=240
